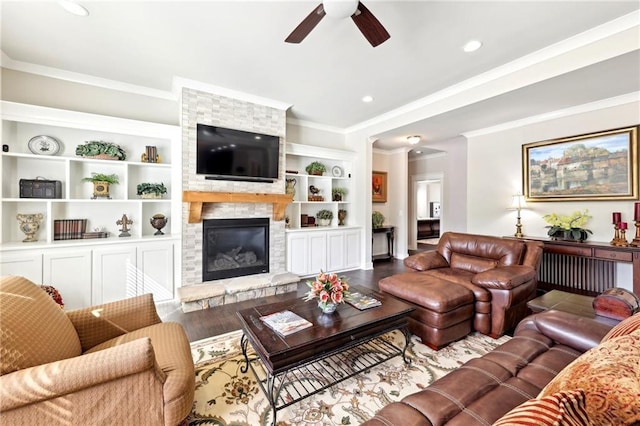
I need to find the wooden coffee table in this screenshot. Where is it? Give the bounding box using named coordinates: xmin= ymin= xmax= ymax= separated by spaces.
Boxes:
xmin=236 ymin=288 xmax=414 ymax=425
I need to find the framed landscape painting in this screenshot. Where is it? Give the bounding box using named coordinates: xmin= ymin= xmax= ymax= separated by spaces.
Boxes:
xmin=522 ymin=126 xmax=639 ymax=202
xmin=372 ymin=171 xmax=387 ymax=203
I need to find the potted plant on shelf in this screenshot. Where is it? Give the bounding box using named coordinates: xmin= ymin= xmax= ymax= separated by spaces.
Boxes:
xmin=305 ymin=161 xmax=326 ymax=176
xmin=543 ymin=210 xmax=592 ymax=242
xmin=316 ymin=209 xmax=333 ymax=226
xmin=81 ymin=173 xmax=119 ymax=199
xmin=76 ymin=141 xmax=127 ymax=161
xmin=332 ymin=187 xmax=347 ymax=202
xmin=136 ymin=182 xmax=167 ymax=199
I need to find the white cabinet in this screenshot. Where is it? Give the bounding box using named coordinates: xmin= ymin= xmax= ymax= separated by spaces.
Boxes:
xmin=43 ymin=249 xmax=92 ymax=310
xmin=1 ymin=102 xmax=181 ymax=306
xmin=286 ymin=228 xmax=361 ymax=277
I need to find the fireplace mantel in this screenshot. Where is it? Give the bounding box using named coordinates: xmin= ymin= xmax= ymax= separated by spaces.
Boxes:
xmin=183 ymin=191 xmax=293 ymax=223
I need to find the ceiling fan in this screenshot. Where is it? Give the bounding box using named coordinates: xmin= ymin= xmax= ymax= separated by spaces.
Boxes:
xmin=285 ymin=0 xmax=390 ymax=47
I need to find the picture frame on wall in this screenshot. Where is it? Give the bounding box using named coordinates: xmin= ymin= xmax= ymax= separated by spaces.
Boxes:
xmin=522 ymin=126 xmax=639 ymax=202
xmin=372 ymin=171 xmax=387 ymax=203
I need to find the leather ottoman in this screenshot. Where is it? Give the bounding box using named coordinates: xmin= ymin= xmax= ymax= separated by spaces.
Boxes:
xmin=379 ymin=273 xmax=474 ymax=349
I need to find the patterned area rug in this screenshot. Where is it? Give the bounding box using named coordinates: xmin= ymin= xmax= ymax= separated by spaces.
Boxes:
xmin=185 ymin=329 xmax=510 ymax=425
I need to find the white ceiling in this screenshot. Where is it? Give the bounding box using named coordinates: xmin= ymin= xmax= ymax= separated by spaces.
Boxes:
xmin=1 ymin=1 xmax=639 ymax=151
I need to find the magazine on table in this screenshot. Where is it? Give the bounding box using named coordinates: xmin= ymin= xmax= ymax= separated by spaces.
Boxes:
xmin=260 ymin=310 xmax=312 ymax=337
xmin=347 ymin=292 xmax=382 ymax=310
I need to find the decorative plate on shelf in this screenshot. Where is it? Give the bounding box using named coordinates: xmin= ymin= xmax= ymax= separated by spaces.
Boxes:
xmin=332 ymin=165 xmax=343 ymax=177
xmin=28 ymin=135 xmax=61 ymax=156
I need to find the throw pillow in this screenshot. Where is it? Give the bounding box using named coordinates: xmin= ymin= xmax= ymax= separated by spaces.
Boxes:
xmin=0 ymin=276 xmax=82 ymax=375
xmin=493 ymin=389 xmax=588 ymax=426
xmin=601 ymin=312 xmax=640 ymax=342
xmin=538 ymin=330 xmax=640 ymax=425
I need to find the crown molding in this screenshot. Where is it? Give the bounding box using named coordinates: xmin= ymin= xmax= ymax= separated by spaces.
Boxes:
xmin=286 ymin=117 xmax=346 ymax=134
xmin=1 ymin=51 xmax=176 ymax=101
xmin=173 ymin=76 xmax=292 ymax=111
xmin=345 ymin=10 xmax=640 ymax=135
xmin=462 ymin=91 xmax=640 ymax=138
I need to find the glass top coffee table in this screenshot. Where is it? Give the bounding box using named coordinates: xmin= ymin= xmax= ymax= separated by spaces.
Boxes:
xmin=236 ymin=288 xmax=414 ymax=425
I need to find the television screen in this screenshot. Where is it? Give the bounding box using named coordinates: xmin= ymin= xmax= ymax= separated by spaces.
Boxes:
xmin=196 ymin=124 xmax=280 ymax=181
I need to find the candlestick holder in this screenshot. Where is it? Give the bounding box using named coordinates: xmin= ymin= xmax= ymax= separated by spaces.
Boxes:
xmin=631 ymin=221 xmax=640 ymax=247
xmin=611 ymin=224 xmax=621 ymax=246
xmin=618 ymin=229 xmax=629 ymax=246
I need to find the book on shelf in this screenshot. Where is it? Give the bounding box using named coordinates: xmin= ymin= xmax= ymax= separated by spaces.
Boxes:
xmin=54 ymin=219 xmax=88 ymax=240
xmin=82 ymin=231 xmax=110 ymax=239
xmin=347 ymin=292 xmax=382 ymax=310
xmin=260 ymin=310 xmax=312 ymax=337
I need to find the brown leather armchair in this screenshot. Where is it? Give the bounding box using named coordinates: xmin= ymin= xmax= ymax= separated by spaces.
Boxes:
xmin=380 ymin=232 xmax=543 ymax=348
xmin=0 ymin=275 xmax=194 ymax=425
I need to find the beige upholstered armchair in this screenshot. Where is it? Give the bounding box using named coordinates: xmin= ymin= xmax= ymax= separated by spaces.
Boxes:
xmin=0 ymin=275 xmax=194 ymax=425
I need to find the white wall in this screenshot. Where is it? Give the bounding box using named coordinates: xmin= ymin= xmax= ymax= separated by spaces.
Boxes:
xmin=286 ymin=122 xmax=346 ymax=150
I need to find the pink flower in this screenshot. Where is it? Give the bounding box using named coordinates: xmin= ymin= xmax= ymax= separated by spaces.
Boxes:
xmin=319 ymin=290 xmax=330 ymax=303
xmin=332 ymin=290 xmax=343 ymax=304
xmin=312 ymin=281 xmax=323 ymax=292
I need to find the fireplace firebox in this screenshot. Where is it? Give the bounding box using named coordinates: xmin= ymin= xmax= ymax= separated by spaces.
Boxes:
xmin=202 ymin=218 xmax=269 ymax=281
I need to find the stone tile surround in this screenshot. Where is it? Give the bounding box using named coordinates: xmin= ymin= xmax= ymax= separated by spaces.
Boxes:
xmin=180 ymin=87 xmax=296 ymax=310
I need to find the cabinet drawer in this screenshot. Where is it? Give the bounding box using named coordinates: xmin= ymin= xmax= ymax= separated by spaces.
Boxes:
xmin=544 ymin=245 xmax=592 ymax=257
xmin=594 ymin=249 xmax=633 ymax=262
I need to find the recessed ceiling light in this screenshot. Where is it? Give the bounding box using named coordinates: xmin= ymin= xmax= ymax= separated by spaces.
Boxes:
xmin=407 ymin=135 xmax=421 ymax=145
xmin=463 ymin=40 xmax=482 ymax=53
xmin=362 ymin=95 xmax=374 ymax=103
xmin=415 ymin=150 xmax=422 ymax=154
xmin=59 ymin=0 xmax=89 ymax=16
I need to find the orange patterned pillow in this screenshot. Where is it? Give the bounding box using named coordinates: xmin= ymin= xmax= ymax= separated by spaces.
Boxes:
xmin=539 ymin=330 xmax=640 ymax=425
xmin=493 ymin=390 xmax=588 ymax=426
xmin=601 ymin=312 xmax=640 ymax=342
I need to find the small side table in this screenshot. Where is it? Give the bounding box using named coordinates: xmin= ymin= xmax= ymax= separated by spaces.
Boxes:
xmin=372 ymin=226 xmax=395 ymax=262
xmin=527 ymin=290 xmax=619 ymax=327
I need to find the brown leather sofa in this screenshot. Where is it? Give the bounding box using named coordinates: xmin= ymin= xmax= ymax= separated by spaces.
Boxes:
xmin=0 ymin=275 xmax=195 ymax=425
xmin=380 ymin=232 xmax=543 ymax=349
xmin=362 ymin=310 xmax=616 ymax=426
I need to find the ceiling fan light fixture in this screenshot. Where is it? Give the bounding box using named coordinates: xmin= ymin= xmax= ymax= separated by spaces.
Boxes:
xmin=463 ymin=40 xmax=482 ymax=53
xmin=407 ymin=135 xmax=421 ymax=145
xmin=59 ymin=0 xmax=89 ymax=16
xmin=323 ymin=0 xmax=359 ymax=18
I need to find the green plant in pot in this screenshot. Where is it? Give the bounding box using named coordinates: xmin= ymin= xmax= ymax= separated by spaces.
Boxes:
xmin=137 ymin=182 xmax=167 ymax=199
xmin=81 ymin=173 xmax=119 ymax=199
xmin=76 ymin=141 xmax=127 ymax=161
xmin=316 ymin=209 xmax=333 ymax=226
xmin=372 ymin=211 xmax=385 ymax=229
xmin=305 ymin=161 xmax=326 ymax=176
xmin=543 ymin=210 xmax=592 ymax=242
xmin=332 ymin=187 xmax=347 ymax=202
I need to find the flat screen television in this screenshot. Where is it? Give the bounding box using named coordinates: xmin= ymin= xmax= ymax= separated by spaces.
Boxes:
xmin=196 ymin=124 xmax=280 ymax=182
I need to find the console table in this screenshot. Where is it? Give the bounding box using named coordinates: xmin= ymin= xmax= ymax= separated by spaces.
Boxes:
xmin=372 ymin=226 xmax=395 ymax=262
xmin=512 ymin=236 xmax=640 ymax=297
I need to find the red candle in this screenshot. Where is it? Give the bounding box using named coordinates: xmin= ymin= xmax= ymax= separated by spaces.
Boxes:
xmin=620 ymin=222 xmax=628 ymax=230
xmin=612 ymin=212 xmax=622 ymax=224
xmin=635 ymin=202 xmax=640 ymax=221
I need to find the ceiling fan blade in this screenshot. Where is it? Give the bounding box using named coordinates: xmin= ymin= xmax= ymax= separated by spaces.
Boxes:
xmin=285 ymin=4 xmax=326 ymax=43
xmin=351 ymin=1 xmax=390 ymax=47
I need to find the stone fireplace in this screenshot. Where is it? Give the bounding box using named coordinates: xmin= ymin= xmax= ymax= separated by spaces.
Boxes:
xmin=177 ymin=86 xmax=298 ymax=312
xmin=202 ymin=217 xmax=269 ymax=281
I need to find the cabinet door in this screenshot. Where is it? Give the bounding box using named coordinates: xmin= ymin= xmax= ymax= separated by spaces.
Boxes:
xmin=0 ymin=251 xmax=43 ymax=283
xmin=136 ymin=241 xmax=174 ymax=302
xmin=344 ymin=230 xmax=361 ymax=269
xmin=326 ymin=231 xmax=346 ymax=272
xmin=43 ymin=249 xmax=92 ymax=310
xmin=92 ymin=246 xmax=137 ymax=304
xmin=287 ymin=233 xmax=309 ymax=276
xmin=308 ymin=233 xmax=327 ymax=274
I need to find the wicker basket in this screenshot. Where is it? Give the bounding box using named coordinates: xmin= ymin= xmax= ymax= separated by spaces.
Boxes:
xmin=87 ymin=154 xmax=119 ymax=160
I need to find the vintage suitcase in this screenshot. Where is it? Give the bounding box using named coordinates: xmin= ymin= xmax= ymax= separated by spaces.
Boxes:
xmin=592 ymin=288 xmax=640 ymax=320
xmin=19 ymin=178 xmax=62 ymax=199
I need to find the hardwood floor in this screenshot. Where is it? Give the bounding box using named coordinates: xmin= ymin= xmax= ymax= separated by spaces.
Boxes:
xmin=165 ymin=259 xmax=413 ymax=342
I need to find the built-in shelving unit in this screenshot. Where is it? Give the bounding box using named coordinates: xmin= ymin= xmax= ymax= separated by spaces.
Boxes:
xmin=0 ymin=102 xmax=181 ymax=307
xmin=284 ymin=143 xmax=361 ymax=277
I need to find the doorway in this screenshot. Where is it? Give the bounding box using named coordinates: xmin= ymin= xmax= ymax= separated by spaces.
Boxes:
xmin=410 ymin=174 xmax=443 ymax=251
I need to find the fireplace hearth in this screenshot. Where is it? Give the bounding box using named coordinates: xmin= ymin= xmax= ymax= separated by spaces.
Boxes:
xmin=203 ymin=218 xmax=269 ymax=281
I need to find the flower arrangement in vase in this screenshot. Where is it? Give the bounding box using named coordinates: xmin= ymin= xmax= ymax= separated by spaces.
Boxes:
xmin=304 ymin=271 xmax=351 ymax=314
xmin=543 ymin=210 xmax=592 ymax=242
